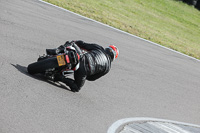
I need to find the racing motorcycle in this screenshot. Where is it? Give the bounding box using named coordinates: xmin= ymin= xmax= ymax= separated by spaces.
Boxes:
xmin=27 ymin=42 xmax=83 ymax=81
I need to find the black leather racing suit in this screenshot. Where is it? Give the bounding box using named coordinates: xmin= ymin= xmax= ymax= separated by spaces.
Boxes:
xmin=61 ymin=40 xmax=112 ymax=92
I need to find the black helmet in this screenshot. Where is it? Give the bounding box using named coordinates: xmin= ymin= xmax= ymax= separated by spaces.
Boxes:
xmin=105 ymin=45 xmax=119 ymax=61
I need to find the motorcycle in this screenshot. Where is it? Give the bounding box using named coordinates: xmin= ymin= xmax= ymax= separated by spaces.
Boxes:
xmin=27 ymin=43 xmax=84 ymax=81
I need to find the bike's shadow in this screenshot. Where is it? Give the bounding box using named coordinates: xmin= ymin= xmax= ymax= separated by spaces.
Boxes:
xmin=11 ymin=64 xmax=71 ymax=91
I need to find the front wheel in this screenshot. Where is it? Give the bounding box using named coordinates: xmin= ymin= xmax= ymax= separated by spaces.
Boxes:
xmin=27 ymin=57 xmax=59 ymax=74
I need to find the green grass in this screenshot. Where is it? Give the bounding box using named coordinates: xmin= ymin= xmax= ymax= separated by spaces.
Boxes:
xmin=44 ymin=0 xmax=200 ymax=59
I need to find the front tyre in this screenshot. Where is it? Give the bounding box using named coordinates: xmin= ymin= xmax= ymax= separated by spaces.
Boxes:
xmin=27 ymin=57 xmax=59 ymax=74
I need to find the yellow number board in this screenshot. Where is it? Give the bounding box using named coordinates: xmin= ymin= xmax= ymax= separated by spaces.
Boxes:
xmin=57 ymin=55 xmax=66 ymax=66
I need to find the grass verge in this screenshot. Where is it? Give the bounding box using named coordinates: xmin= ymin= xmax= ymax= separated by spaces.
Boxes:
xmin=44 ymin=0 xmax=200 ymax=60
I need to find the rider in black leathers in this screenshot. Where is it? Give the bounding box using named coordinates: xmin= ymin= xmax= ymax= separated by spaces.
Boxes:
xmin=47 ymin=40 xmax=119 ymax=92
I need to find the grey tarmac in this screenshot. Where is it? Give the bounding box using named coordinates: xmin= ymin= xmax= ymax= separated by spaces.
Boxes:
xmin=0 ymin=0 xmax=200 ymax=133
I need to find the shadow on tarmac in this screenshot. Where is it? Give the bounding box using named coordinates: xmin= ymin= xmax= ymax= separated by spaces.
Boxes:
xmin=11 ymin=64 xmax=71 ymax=92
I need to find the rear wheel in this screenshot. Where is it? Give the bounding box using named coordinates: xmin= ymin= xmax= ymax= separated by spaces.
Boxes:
xmin=27 ymin=57 xmax=59 ymax=74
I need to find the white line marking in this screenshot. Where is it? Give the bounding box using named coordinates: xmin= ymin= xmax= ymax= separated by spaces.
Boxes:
xmin=107 ymin=117 xmax=200 ymax=133
xmin=38 ymin=0 xmax=200 ymax=62
xmin=123 ymin=126 xmax=142 ymax=133
xmin=149 ymin=122 xmax=191 ymax=133
xmin=163 ymin=123 xmax=192 ymax=133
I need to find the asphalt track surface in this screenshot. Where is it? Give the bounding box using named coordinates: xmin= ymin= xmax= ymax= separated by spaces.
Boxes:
xmin=0 ymin=0 xmax=200 ymax=133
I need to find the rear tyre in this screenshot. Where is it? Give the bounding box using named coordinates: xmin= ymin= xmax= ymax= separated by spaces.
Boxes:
xmin=27 ymin=57 xmax=58 ymax=74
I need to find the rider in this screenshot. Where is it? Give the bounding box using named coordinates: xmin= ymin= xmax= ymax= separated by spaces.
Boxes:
xmin=46 ymin=40 xmax=119 ymax=92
